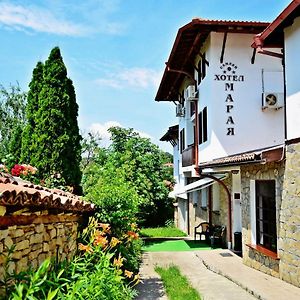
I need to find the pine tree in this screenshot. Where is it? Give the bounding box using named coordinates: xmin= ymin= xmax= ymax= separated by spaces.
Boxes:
xmin=21 ymin=61 xmax=44 ymax=163
xmin=22 ymin=47 xmax=82 ymax=192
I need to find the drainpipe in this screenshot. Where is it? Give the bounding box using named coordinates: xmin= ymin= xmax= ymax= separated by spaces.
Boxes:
xmin=199 ymin=173 xmax=232 ymax=248
xmin=194 ymin=99 xmax=199 ymax=174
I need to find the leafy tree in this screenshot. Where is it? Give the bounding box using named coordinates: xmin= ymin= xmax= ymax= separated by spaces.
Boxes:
xmin=109 ymin=127 xmax=174 ymax=226
xmin=0 ymin=83 xmax=27 ymax=166
xmin=85 ymin=162 xmax=141 ymax=234
xmin=81 ymin=131 xmax=104 ymax=170
xmin=22 ymin=47 xmax=82 ymax=192
xmin=83 ymin=126 xmax=174 ymax=227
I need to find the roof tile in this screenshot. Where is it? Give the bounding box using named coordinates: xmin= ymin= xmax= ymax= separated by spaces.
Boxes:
xmin=0 ymin=173 xmax=94 ymax=213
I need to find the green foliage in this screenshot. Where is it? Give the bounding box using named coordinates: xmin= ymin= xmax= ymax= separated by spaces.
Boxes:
xmin=82 ymin=126 xmax=174 ymax=227
xmin=21 ymin=61 xmax=43 ymax=165
xmin=81 ymin=131 xmax=103 ymax=170
xmin=62 ymin=250 xmax=136 ymax=300
xmin=85 ymin=164 xmax=141 ymax=236
xmin=9 ymin=259 xmax=62 ymax=300
xmin=140 ymin=227 xmax=187 ymax=238
xmin=6 ymin=254 xmax=136 ymax=300
xmin=155 ymin=265 xmax=201 ymax=300
xmin=21 ymin=47 xmax=82 ymax=192
xmin=5 ymin=226 xmax=139 ymax=300
xmin=0 ymin=83 xmax=27 ymax=166
xmin=108 ymin=127 xmax=174 ymax=226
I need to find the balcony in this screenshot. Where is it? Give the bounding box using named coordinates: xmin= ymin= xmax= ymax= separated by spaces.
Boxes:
xmin=182 ymin=144 xmax=195 ymax=167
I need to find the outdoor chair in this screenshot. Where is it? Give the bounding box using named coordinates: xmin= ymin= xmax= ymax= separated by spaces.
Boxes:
xmin=210 ymin=225 xmax=226 ymax=248
xmin=194 ymin=222 xmax=210 ymax=242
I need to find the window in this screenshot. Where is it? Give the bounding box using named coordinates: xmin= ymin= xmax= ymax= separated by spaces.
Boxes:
xmin=180 ymin=129 xmax=185 ymax=153
xmin=190 ymin=101 xmax=195 ymax=117
xmin=255 ymin=180 xmax=277 ymax=252
xmin=212 ymin=184 xmax=220 ymax=211
xmin=198 ymin=107 xmax=208 ymax=144
xmin=200 ymin=188 xmax=208 ymax=208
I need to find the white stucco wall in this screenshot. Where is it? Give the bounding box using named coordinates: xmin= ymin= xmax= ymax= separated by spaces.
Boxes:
xmin=173 ymin=141 xmax=180 ymax=183
xmin=197 ymin=32 xmax=284 ymax=163
xmin=284 ymin=16 xmax=300 ymax=140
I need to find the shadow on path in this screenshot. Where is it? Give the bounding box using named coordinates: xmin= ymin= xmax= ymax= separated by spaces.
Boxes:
xmin=135 ymin=277 xmax=166 ymax=300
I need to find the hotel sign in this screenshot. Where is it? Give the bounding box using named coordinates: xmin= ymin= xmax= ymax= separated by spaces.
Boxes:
xmin=214 ymin=62 xmax=244 ymax=136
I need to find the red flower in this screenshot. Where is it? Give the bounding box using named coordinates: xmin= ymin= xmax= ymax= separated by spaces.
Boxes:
xmin=11 ymin=164 xmax=25 ymax=177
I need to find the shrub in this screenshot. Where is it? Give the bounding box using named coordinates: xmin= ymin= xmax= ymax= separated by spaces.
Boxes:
xmin=85 ymin=165 xmax=141 ymax=237
xmin=6 ymin=221 xmax=140 ymax=300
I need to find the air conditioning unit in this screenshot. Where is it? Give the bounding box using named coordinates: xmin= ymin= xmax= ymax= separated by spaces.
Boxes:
xmin=186 ymin=85 xmax=196 ymax=100
xmin=262 ymin=92 xmax=284 ymax=110
xmin=176 ymin=104 xmax=185 ymax=117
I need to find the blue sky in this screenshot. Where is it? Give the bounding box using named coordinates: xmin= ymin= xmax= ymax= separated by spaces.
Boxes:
xmin=0 ymin=0 xmax=291 ymax=152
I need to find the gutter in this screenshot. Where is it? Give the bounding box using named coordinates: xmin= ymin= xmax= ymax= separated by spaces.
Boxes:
xmin=252 ymin=0 xmax=300 ymax=50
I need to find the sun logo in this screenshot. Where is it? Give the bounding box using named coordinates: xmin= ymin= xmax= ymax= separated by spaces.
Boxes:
xmin=220 ymin=62 xmax=238 ymax=74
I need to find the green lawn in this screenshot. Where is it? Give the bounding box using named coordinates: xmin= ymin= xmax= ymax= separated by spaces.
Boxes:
xmin=142 ymin=240 xmax=212 ymax=252
xmin=140 ymin=227 xmax=187 ymax=238
xmin=155 ymin=265 xmax=201 ymax=300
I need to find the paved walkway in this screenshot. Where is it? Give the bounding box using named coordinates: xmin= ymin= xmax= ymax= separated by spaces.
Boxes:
xmin=136 ymin=249 xmax=300 ymax=300
xmin=196 ymin=249 xmax=300 ymax=300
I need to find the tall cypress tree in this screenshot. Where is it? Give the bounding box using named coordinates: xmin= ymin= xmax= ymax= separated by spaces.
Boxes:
xmin=21 ymin=61 xmax=44 ymax=163
xmin=23 ymin=47 xmax=82 ymax=192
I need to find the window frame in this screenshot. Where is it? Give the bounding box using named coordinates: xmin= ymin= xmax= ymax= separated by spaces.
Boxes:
xmin=180 ymin=128 xmax=185 ymax=154
xmin=255 ymin=180 xmax=277 ymax=253
xmin=198 ymin=106 xmax=208 ymax=145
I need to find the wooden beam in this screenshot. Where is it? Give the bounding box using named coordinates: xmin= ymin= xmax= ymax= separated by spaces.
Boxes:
xmin=251 ymin=47 xmax=257 ymax=64
xmin=220 ymin=32 xmax=228 ymax=64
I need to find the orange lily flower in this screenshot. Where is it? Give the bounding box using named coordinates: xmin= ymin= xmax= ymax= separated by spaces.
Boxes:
xmin=78 ymin=243 xmax=93 ymax=253
xmin=124 ymin=270 xmax=133 ymax=278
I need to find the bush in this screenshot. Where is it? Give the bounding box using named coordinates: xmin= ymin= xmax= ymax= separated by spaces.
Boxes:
xmin=84 ymin=165 xmax=141 ymax=236
xmin=6 ymin=220 xmax=140 ymax=300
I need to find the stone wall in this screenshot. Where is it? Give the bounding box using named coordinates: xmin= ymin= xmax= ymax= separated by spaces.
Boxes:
xmin=0 ymin=212 xmax=79 ymax=280
xmin=240 ymin=161 xmax=284 ymax=277
xmin=193 ymin=195 xmax=209 ymax=237
xmin=188 ymin=177 xmax=230 ymax=243
xmin=217 ymin=176 xmax=231 ymax=244
xmin=279 ymin=143 xmax=300 ymax=287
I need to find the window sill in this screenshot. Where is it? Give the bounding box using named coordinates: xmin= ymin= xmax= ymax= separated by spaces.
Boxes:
xmin=246 ymin=244 xmax=279 ymax=260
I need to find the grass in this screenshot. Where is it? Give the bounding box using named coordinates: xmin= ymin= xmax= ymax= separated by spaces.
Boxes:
xmin=155 ymin=265 xmax=201 ymax=300
xmin=140 ymin=227 xmax=187 ymax=238
xmin=142 ymin=240 xmax=212 ymax=252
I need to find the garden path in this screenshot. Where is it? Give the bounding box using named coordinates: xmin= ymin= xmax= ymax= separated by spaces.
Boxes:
xmin=136 ymin=251 xmax=255 ymax=300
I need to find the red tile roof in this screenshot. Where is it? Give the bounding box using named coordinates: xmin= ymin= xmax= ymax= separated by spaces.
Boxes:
xmin=198 ymin=145 xmax=284 ymax=169
xmin=199 ymin=152 xmax=259 ymax=168
xmin=252 ymin=0 xmax=300 ymax=48
xmin=155 ymin=19 xmax=269 ymax=102
xmin=0 ymin=173 xmax=94 ymax=213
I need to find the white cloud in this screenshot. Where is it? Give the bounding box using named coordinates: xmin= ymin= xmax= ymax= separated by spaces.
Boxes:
xmin=95 ymin=67 xmax=162 ymax=90
xmin=88 ymin=121 xmax=153 ymax=147
xmin=0 ymin=2 xmax=89 ymax=36
xmin=94 ymin=78 xmax=122 ymax=89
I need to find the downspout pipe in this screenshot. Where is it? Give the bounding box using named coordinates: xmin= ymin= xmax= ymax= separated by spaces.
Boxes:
xmin=199 ymin=173 xmax=232 ymax=248
xmin=194 ymin=100 xmax=199 ymax=174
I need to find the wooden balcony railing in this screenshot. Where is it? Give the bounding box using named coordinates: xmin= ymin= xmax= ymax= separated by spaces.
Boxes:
xmin=182 ymin=144 xmax=195 ymax=167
